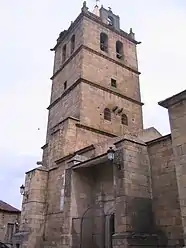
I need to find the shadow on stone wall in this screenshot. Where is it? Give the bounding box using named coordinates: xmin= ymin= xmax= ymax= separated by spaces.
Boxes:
xmin=127 ymin=196 xmax=168 ymax=247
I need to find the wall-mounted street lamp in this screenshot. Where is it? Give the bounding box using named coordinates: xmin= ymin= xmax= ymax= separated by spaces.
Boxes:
xmin=20 ymin=184 xmax=28 ymax=199
xmin=107 ymin=147 xmax=121 ymax=170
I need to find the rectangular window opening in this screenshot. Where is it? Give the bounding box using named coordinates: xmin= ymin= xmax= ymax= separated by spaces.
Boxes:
xmin=111 ymin=78 xmax=117 ymax=88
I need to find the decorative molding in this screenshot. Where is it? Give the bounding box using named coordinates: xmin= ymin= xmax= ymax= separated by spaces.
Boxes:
xmin=158 ymin=89 xmax=186 ymax=109
xmin=47 ymin=77 xmax=143 ymax=110
xmin=83 ymin=46 xmax=140 ymax=75
xmin=51 ymin=11 xmax=140 ymax=52
xmin=51 ymin=45 xmax=83 ymax=80
xmin=55 ymin=145 xmax=95 ymax=165
xmin=50 ymin=116 xmax=80 ymax=130
xmin=76 ymin=123 xmax=117 ymax=138
xmin=47 ymin=79 xmax=81 ymax=110
xmin=146 ymin=134 xmax=171 ymax=146
xmin=76 ymin=144 xmax=95 ymax=155
xmin=51 ymin=45 xmax=140 ymax=81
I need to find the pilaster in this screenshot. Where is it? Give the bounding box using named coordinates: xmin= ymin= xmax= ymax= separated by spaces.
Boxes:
xmin=112 ymin=137 xmax=160 ymax=248
xmin=159 ymin=90 xmax=186 ymax=245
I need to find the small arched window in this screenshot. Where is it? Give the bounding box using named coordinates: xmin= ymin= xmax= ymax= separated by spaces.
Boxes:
xmin=107 ymin=16 xmax=114 ymax=26
xmin=100 ymin=33 xmax=108 ymax=52
xmin=104 ymin=108 xmax=111 ymax=121
xmin=71 ymin=35 xmax=75 ymax=54
xmin=116 ymin=41 xmax=123 ymax=60
xmin=62 ymin=44 xmax=67 ymax=63
xmin=121 ymin=114 xmax=128 ymax=125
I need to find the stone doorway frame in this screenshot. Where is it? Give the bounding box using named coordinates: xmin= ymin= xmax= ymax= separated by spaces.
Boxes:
xmin=72 ymin=206 xmax=115 ymax=248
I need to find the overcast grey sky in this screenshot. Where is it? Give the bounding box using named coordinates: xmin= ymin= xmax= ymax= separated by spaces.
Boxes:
xmin=0 ymin=0 xmax=185 ymax=208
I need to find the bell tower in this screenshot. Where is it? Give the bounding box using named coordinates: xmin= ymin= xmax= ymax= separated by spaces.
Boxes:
xmin=42 ymin=1 xmax=143 ymax=168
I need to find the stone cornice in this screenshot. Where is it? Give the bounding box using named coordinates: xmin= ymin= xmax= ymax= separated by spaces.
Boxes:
xmin=26 ymin=166 xmax=49 ymax=175
xmin=50 ymin=13 xmax=83 ymax=51
xmin=146 ymin=134 xmax=171 ymax=146
xmin=114 ymin=135 xmax=147 ymax=147
xmin=84 ymin=46 xmax=140 ymax=75
xmin=82 ymin=12 xmax=141 ymax=45
xmin=51 ymin=45 xmax=83 ymax=80
xmin=51 ymin=45 xmax=140 ymax=81
xmin=76 ymin=123 xmax=117 ymax=138
xmin=51 ymin=116 xmax=80 ymax=130
xmin=55 ymin=144 xmax=95 ymax=165
xmin=47 ymin=78 xmax=81 ymax=110
xmin=81 ymin=78 xmax=143 ymax=106
xmin=47 ymin=77 xmax=143 ymax=110
xmin=51 ymin=10 xmax=140 ymax=51
xmin=158 ymin=90 xmax=186 ymax=109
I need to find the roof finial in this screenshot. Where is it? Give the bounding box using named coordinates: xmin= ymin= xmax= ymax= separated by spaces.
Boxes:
xmin=82 ymin=1 xmax=88 ymax=12
xmin=93 ymin=0 xmax=100 ymax=16
xmin=129 ymin=28 xmax=135 ymax=39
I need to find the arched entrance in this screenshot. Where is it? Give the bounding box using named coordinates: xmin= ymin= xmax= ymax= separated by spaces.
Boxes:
xmin=72 ymin=206 xmax=115 ymax=248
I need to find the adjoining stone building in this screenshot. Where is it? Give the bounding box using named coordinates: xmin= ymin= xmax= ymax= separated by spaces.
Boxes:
xmin=15 ymin=2 xmax=186 ymax=248
xmin=0 ymin=200 xmax=20 ymax=247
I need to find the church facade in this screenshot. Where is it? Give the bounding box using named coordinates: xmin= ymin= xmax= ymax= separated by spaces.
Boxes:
xmin=14 ymin=2 xmax=186 ymax=248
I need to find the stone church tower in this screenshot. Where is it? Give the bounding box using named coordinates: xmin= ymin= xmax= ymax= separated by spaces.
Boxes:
xmin=14 ymin=2 xmax=186 ymax=248
xmin=43 ymin=1 xmax=143 ymax=170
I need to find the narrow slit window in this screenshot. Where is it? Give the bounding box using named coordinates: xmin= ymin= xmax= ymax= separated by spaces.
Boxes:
xmin=116 ymin=41 xmax=123 ymax=60
xmin=71 ymin=35 xmax=75 ymax=54
xmin=104 ymin=108 xmax=111 ymax=121
xmin=100 ymin=33 xmax=108 ymax=52
xmin=111 ymin=78 xmax=117 ymax=88
xmin=64 ymin=81 xmax=67 ymax=90
xmin=62 ymin=44 xmax=67 ymax=63
xmin=121 ymin=114 xmax=128 ymax=125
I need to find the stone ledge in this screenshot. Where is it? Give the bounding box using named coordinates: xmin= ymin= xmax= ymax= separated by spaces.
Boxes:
xmin=114 ymin=134 xmax=147 ymax=147
xmin=146 ymin=134 xmax=171 ymax=146
xmin=26 ymin=166 xmax=48 ymax=174
xmin=51 ymin=9 xmax=140 ymax=52
xmin=76 ymin=123 xmax=117 ymax=138
xmin=159 ymin=89 xmax=186 ymax=109
xmin=55 ymin=144 xmax=95 ymax=165
xmin=50 ymin=44 xmax=141 ymax=83
xmin=48 ymin=77 xmax=143 ymax=110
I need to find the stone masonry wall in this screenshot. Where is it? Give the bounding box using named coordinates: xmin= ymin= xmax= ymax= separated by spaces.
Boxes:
xmin=82 ymin=16 xmax=138 ymax=72
xmin=167 ymin=97 xmax=186 ymax=244
xmin=148 ymin=136 xmax=183 ymax=246
xmin=113 ymin=139 xmax=158 ymax=248
xmin=71 ymin=162 xmax=114 ymax=248
xmin=80 ymin=82 xmax=143 ymax=136
xmin=51 ymin=51 xmax=82 ymax=105
xmin=43 ymin=117 xmax=112 ymax=169
xmin=20 ymin=168 xmax=48 ymax=248
xmin=47 ymin=85 xmax=81 ymax=137
xmin=44 ymin=166 xmax=66 ymax=247
xmin=53 ymin=18 xmax=84 ymax=75
xmin=93 ymin=162 xmax=114 ymax=214
xmin=0 ymin=211 xmax=20 ymax=244
xmin=82 ymin=49 xmax=141 ymax=103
